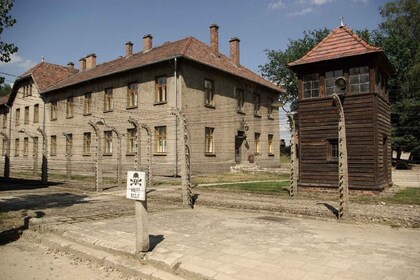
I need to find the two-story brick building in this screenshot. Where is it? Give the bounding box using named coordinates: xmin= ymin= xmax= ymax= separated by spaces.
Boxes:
xmin=1 ymin=25 xmax=284 ymax=179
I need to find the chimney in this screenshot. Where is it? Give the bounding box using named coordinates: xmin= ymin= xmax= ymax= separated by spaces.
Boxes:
xmin=79 ymin=58 xmax=86 ymax=71
xmin=209 ymin=24 xmax=219 ymax=54
xmin=229 ymin=37 xmax=240 ymax=66
xmin=125 ymin=41 xmax=133 ymax=57
xmin=85 ymin=53 xmax=96 ymax=69
xmin=143 ymin=34 xmax=153 ymax=52
xmin=67 ymin=62 xmax=74 ymax=72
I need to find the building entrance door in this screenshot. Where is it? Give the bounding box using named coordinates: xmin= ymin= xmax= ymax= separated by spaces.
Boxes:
xmin=235 ymin=131 xmax=246 ymax=163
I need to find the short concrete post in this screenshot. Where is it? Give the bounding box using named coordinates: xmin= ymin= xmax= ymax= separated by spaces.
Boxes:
xmin=288 ymin=113 xmax=298 ymax=196
xmin=135 ymin=199 xmax=149 ymax=253
xmin=0 ymin=132 xmax=10 ymax=179
xmin=89 ymin=121 xmax=102 ymax=191
xmin=37 ymin=127 xmax=48 ymax=184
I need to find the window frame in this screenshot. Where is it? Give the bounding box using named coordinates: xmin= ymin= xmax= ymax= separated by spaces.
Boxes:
xmin=325 ymin=70 xmax=344 ymax=96
xmin=254 ymin=93 xmax=261 ymax=117
xmin=303 ymin=73 xmax=320 ymax=99
xmin=15 ymin=108 xmax=20 ymax=126
xmin=205 ymin=127 xmax=215 ymax=155
xmin=268 ymin=134 xmax=274 ymax=156
xmin=127 ymin=82 xmax=138 ymax=109
xmin=327 ymin=138 xmax=339 ymax=162
xmin=126 ymin=128 xmax=136 ymax=155
xmin=2 ymin=112 xmax=7 ymax=128
xmin=33 ymin=104 xmax=39 ymax=123
xmin=84 ymin=93 xmax=92 ymax=115
xmin=14 ymin=138 xmax=19 ymax=156
xmin=104 ymin=88 xmax=113 ymax=112
xmin=50 ymin=135 xmax=57 ymax=156
xmin=23 ymin=137 xmax=29 ymax=156
xmin=66 ymin=97 xmax=74 ymax=118
xmin=155 ymin=76 xmax=167 ymax=104
xmin=255 ymin=132 xmax=261 ymax=155
xmin=204 ymin=79 xmax=215 ymax=107
xmin=154 ymin=126 xmax=167 ymax=154
xmin=103 ymin=130 xmax=113 ymax=155
xmin=24 ymin=106 xmax=29 ymax=124
xmin=83 ymin=132 xmax=91 ymax=155
xmin=236 ymin=88 xmax=245 ymax=114
xmin=51 ymin=101 xmax=57 ymax=121
xmin=349 ymin=66 xmax=370 ymax=94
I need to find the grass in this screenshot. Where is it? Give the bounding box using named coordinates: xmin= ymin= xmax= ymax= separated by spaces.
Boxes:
xmin=199 ymin=180 xmax=290 ymax=194
xmin=386 ymin=188 xmax=420 ymax=205
xmin=192 ymin=172 xmax=289 ymax=185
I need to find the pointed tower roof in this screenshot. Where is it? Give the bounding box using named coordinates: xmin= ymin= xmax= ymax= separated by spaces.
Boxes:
xmin=289 ymin=25 xmax=383 ymax=67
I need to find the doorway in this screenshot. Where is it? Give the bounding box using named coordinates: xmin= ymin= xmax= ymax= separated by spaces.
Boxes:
xmin=235 ymin=131 xmax=246 ymax=163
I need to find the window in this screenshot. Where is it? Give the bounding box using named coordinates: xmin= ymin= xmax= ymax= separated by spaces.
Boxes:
xmin=14 ymin=138 xmax=19 ymax=156
xmin=65 ymin=134 xmax=73 ymax=156
xmin=254 ymin=93 xmax=261 ymax=116
xmin=83 ymin=132 xmax=91 ymax=155
xmin=51 ymin=101 xmax=57 ymax=120
xmin=34 ymin=104 xmax=39 ymax=123
xmin=127 ymin=83 xmax=138 ymax=108
xmin=325 ymin=70 xmax=344 ymax=96
xmin=33 ymin=137 xmax=38 ymax=155
xmin=84 ymin=93 xmax=92 ymax=115
xmin=204 ymin=79 xmax=215 ymax=107
xmin=23 ymin=137 xmax=29 ymax=156
xmin=303 ymin=74 xmax=320 ymax=98
xmin=327 ymin=139 xmax=339 ymax=161
xmin=268 ymin=134 xmax=274 ymax=155
xmin=66 ymin=97 xmax=74 ymax=118
xmin=29 ymin=84 xmax=32 ymax=96
xmin=104 ymin=131 xmax=113 ymax=155
xmin=104 ymin=88 xmax=113 ymax=112
xmin=154 ymin=126 xmax=167 ymax=153
xmin=236 ymin=88 xmax=244 ymax=113
xmin=155 ymin=76 xmax=167 ymax=103
xmin=267 ymin=98 xmax=274 ymax=119
xmin=205 ymin=127 xmax=215 ymax=155
xmin=2 ymin=112 xmax=7 ymax=128
xmin=50 ymin=135 xmax=57 ymax=156
xmin=15 ymin=108 xmax=20 ymax=126
xmin=127 ymin=128 xmax=136 ymax=154
xmin=24 ymin=106 xmax=29 ymax=124
xmin=350 ymin=66 xmax=369 ymax=94
xmin=255 ymin=133 xmax=261 ymax=155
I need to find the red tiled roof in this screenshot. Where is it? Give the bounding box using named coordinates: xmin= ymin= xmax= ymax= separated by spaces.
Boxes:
xmin=289 ymin=25 xmax=383 ymax=67
xmin=19 ymin=62 xmax=76 ymax=91
xmin=0 ymin=94 xmax=9 ymax=106
xmin=45 ymin=37 xmax=284 ymax=94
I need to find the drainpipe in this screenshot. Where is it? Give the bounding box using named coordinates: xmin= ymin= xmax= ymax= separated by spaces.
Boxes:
xmin=174 ymin=57 xmax=178 ymax=177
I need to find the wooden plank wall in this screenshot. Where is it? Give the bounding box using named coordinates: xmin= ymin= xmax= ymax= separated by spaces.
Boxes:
xmin=298 ymin=93 xmax=386 ymax=190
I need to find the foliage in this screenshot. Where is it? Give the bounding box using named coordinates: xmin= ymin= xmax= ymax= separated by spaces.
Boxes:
xmin=0 ymin=0 xmax=18 ymax=84
xmin=376 ymin=0 xmax=420 ymax=156
xmin=259 ymin=28 xmax=330 ymax=111
xmin=0 ymin=83 xmax=11 ymax=97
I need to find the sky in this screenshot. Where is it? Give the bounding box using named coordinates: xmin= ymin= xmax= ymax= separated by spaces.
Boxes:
xmin=0 ymin=0 xmax=390 ymax=141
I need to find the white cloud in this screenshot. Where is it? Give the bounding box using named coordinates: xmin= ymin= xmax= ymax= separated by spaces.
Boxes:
xmin=288 ymin=7 xmax=314 ymax=16
xmin=0 ymin=53 xmax=36 ymax=70
xmin=296 ymin=0 xmax=333 ymax=5
xmin=352 ymin=0 xmax=369 ymax=4
xmin=268 ymin=0 xmax=285 ymax=10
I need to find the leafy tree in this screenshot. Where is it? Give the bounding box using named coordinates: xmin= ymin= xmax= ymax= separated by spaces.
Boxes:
xmin=259 ymin=28 xmax=330 ymax=112
xmin=0 ymin=0 xmax=18 ymax=84
xmin=0 ymin=83 xmax=11 ymax=97
xmin=377 ymin=0 xmax=420 ymax=160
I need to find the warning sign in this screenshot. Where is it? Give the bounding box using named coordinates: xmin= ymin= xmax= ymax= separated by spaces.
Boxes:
xmin=126 ymin=171 xmax=146 ymax=201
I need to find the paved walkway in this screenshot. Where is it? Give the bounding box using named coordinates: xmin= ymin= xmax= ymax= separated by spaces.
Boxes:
xmin=31 ymin=206 xmax=420 ymax=280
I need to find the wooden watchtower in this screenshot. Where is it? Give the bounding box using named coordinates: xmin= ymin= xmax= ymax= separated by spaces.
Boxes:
xmin=288 ymin=24 xmax=396 ymax=191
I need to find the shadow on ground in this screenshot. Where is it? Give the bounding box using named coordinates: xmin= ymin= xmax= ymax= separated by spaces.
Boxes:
xmin=0 ymin=178 xmax=63 ymax=191
xmin=0 ymin=211 xmax=45 ymax=245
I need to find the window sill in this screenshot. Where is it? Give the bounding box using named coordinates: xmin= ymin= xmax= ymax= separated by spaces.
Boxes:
xmin=254 ymin=114 xmax=262 ymax=118
xmin=204 ymin=104 xmax=216 ymax=109
xmin=154 ymin=101 xmax=167 ymax=106
xmin=103 ymin=153 xmax=113 ymax=156
xmin=205 ymin=153 xmax=216 ymax=157
xmin=267 ymin=115 xmax=274 ymax=120
xmin=326 ymin=159 xmax=338 ymax=163
xmin=104 ymin=110 xmax=113 ymax=113
xmin=66 ymin=116 xmax=74 ymax=119
xmin=126 ymin=106 xmax=138 ymax=110
xmin=82 ymin=154 xmax=91 ymax=157
xmin=51 ymin=118 xmax=57 ymax=121
xmin=126 ymin=153 xmax=136 ymax=156
xmin=237 ymin=110 xmax=246 ymax=115
xmin=268 ymin=153 xmax=275 ymax=157
xmin=254 ymin=152 xmax=261 ymax=156
xmin=83 ymin=113 xmax=92 ymax=116
xmin=153 ymin=153 xmax=167 ymax=156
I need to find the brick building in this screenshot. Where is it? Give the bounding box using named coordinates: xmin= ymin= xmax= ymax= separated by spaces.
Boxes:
xmin=1 ymin=25 xmax=284 ymax=179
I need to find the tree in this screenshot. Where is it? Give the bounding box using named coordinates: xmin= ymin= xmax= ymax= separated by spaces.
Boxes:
xmin=377 ymin=0 xmax=420 ymax=160
xmin=259 ymin=28 xmax=330 ymax=112
xmin=0 ymin=83 xmax=11 ymax=97
xmin=0 ymin=0 xmax=18 ymax=84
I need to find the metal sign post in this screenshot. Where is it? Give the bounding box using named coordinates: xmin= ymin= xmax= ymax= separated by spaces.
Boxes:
xmin=127 ymin=171 xmax=149 ymax=253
